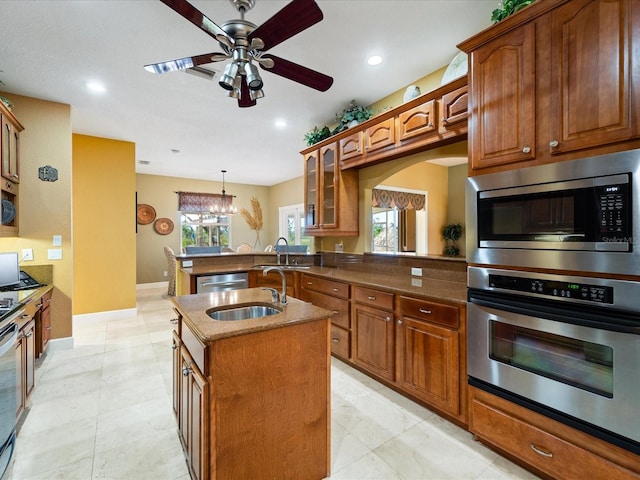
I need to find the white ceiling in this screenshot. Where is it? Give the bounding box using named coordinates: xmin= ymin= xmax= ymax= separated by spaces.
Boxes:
xmin=0 ymin=0 xmax=495 ymax=187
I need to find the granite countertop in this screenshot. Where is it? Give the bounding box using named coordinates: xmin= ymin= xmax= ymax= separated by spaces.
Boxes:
xmin=302 ymin=266 xmax=468 ymax=306
xmin=178 ymin=262 xmax=468 ymax=305
xmin=171 ymin=288 xmax=334 ymax=343
xmin=0 ymin=284 xmax=53 ymax=324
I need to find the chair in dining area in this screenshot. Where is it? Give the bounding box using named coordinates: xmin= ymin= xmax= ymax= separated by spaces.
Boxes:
xmin=236 ymin=243 xmax=253 ymax=254
xmin=163 ymin=246 xmax=177 ymax=296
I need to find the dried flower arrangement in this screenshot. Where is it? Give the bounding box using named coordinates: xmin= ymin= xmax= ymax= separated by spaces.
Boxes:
xmin=240 ymin=197 xmax=263 ymax=249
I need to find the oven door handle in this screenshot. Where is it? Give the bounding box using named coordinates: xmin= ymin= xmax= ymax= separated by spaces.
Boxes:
xmin=468 ymin=289 xmax=640 ymax=334
xmin=0 ymin=323 xmax=19 ymax=357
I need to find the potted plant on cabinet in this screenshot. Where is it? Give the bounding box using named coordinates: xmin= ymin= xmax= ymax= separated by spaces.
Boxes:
xmin=442 ymin=223 xmax=463 ymax=256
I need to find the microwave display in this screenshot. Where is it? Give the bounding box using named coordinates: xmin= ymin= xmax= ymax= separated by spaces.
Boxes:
xmin=477 ymin=174 xmax=631 ymax=252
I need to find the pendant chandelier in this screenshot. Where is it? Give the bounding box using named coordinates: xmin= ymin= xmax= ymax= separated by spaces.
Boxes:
xmin=211 ymin=170 xmax=237 ymax=215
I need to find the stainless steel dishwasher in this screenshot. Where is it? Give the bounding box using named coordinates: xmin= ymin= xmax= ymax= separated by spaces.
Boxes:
xmin=196 ymin=272 xmax=248 ymax=293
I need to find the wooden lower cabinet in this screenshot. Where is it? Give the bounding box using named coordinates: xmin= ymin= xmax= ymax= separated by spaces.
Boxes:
xmin=248 ymin=268 xmax=297 ymax=298
xmin=34 ymin=290 xmax=52 ymax=358
xmin=469 ymin=387 xmax=640 ymax=479
xmin=15 ymin=317 xmax=35 ymax=420
xmin=173 ymin=314 xmax=330 ymax=480
xmin=352 ymin=287 xmax=395 ymax=382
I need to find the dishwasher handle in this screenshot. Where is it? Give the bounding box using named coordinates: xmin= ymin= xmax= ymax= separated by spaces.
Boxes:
xmin=200 ymin=279 xmax=247 ymax=287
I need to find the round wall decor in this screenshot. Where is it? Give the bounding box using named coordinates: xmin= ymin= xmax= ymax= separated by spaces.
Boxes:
xmin=137 ymin=204 xmax=156 ymax=225
xmin=154 ymin=217 xmax=174 ymax=235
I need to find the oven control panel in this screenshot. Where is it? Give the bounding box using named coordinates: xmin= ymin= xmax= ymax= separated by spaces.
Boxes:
xmin=488 ymin=274 xmax=614 ymax=304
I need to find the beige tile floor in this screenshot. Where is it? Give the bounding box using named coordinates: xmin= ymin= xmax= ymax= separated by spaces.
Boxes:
xmin=9 ymin=285 xmax=540 ymax=480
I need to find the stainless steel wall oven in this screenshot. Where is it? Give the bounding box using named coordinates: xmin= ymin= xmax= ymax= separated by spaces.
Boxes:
xmin=467 ymin=266 xmax=640 ymax=454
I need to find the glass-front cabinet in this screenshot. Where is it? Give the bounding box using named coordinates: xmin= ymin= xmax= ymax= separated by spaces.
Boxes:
xmin=302 ymin=141 xmax=358 ymax=237
xmin=1 ymin=101 xmax=23 ymax=237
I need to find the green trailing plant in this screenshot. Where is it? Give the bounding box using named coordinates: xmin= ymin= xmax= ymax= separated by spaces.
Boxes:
xmin=303 ymin=125 xmax=331 ymax=146
xmin=442 ymin=223 xmax=463 ymax=256
xmin=491 ymin=0 xmax=536 ymax=23
xmin=332 ymin=100 xmax=373 ymax=134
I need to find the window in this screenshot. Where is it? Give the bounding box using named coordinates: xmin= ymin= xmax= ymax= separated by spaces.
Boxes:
xmin=178 ymin=191 xmax=233 ymax=250
xmin=279 ymin=204 xmax=311 ymax=249
xmin=181 ymin=212 xmax=231 ymax=250
xmin=372 ymin=207 xmax=398 ymax=253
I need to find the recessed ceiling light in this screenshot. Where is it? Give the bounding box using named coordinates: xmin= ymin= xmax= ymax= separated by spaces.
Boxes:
xmin=367 ymin=55 xmax=383 ymax=66
xmin=86 ymin=81 xmax=106 ymax=93
xmin=275 ymin=119 xmax=286 ymax=128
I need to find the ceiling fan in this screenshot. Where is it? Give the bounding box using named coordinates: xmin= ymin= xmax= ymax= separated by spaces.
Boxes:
xmin=145 ymin=0 xmax=334 ymax=107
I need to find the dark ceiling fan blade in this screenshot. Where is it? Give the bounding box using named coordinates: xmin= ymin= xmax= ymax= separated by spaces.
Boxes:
xmin=160 ymin=0 xmax=232 ymax=42
xmin=144 ymin=53 xmax=225 ymax=74
xmin=260 ymin=55 xmax=333 ymax=92
xmin=238 ymin=76 xmax=257 ymax=108
xmin=248 ymin=0 xmax=323 ymax=52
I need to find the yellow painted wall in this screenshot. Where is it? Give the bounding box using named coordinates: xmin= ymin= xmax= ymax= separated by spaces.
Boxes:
xmin=135 ymin=173 xmax=270 ymax=284
xmin=447 ymin=163 xmax=467 ymax=257
xmin=72 ymin=134 xmax=136 ymax=314
xmin=0 ymin=93 xmax=73 ymax=339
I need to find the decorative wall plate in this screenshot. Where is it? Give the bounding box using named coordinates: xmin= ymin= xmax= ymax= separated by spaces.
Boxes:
xmin=1 ymin=199 xmax=16 ymax=225
xmin=154 ymin=217 xmax=174 ymax=235
xmin=137 ymin=204 xmax=156 ymax=225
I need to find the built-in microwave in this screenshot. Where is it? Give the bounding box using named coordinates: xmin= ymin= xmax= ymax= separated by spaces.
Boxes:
xmin=466 ymin=149 xmax=640 ymax=276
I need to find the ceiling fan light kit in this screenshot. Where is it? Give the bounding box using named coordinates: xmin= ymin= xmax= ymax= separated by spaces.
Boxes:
xmin=146 ymin=0 xmax=333 ymax=107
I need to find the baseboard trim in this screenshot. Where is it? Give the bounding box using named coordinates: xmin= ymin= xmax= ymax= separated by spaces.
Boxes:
xmin=73 ymin=308 xmax=138 ymax=324
xmin=137 ymin=281 xmax=168 ymax=290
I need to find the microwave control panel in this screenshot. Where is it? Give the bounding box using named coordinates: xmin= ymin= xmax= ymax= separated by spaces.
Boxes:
xmin=595 ymin=178 xmax=630 ymax=241
xmin=488 ymin=274 xmax=614 ymax=304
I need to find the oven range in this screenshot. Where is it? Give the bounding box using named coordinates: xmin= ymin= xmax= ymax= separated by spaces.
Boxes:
xmin=467 ymin=266 xmax=640 ymax=455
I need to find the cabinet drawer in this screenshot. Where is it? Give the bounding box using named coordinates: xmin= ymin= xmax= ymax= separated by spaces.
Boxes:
xmin=301 ymin=274 xmax=349 ymax=299
xmin=181 ymin=321 xmax=206 ymax=375
xmin=303 ymin=289 xmax=350 ymax=329
xmin=330 ymin=325 xmax=350 ymax=359
xmin=354 ymin=286 xmax=393 ymax=311
xmin=471 ymin=392 xmax=639 ymax=480
xmin=398 ymin=296 xmax=459 ymax=329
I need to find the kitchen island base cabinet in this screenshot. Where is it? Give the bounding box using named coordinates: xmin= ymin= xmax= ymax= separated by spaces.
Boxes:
xmin=173 ymin=314 xmax=330 ymax=480
xmin=469 ymin=387 xmax=640 ymax=480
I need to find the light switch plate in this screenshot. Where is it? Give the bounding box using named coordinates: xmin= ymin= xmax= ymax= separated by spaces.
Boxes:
xmin=22 ymin=248 xmax=33 ymax=261
xmin=411 ymin=267 xmax=422 ymax=277
xmin=183 ymin=260 xmax=193 ymax=267
xmin=47 ymin=249 xmax=63 ymax=260
xmin=52 ymin=235 xmax=62 ymax=246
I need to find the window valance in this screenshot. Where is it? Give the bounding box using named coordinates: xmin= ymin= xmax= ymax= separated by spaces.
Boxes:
xmin=177 ymin=191 xmax=233 ymax=212
xmin=372 ymin=188 xmax=425 ymax=211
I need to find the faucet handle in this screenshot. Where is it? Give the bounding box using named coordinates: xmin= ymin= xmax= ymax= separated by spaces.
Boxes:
xmin=262 ymin=287 xmax=280 ymax=303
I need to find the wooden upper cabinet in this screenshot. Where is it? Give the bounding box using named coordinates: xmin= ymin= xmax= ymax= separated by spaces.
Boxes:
xmin=461 ymin=0 xmax=640 ymax=175
xmin=339 ymin=131 xmax=364 ymax=163
xmin=398 ymin=99 xmax=437 ymax=142
xmin=468 ymin=23 xmax=536 ymax=170
xmin=365 ymin=117 xmax=395 ymax=153
xmin=303 ymin=142 xmax=359 ymax=236
xmin=548 ymin=0 xmax=636 ymax=154
xmin=439 ymin=85 xmax=469 ymax=133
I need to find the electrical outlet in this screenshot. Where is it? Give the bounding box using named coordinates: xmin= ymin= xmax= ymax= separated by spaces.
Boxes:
xmin=183 ymin=260 xmax=193 ymax=267
xmin=52 ymin=235 xmax=62 ymax=246
xmin=47 ymin=249 xmax=62 ymax=260
xmin=163 ymin=271 xmax=168 ymax=277
xmin=411 ymin=267 xmax=422 ymax=277
xmin=22 ymin=248 xmax=33 ymax=261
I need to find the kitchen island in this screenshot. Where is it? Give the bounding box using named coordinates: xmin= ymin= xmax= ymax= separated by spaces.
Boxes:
xmin=171 ymin=288 xmax=333 ymax=480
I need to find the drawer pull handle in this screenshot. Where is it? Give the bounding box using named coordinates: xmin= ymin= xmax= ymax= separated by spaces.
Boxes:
xmin=419 ymin=308 xmax=432 ymax=315
xmin=367 ymin=296 xmax=376 ymax=300
xmin=332 ymin=288 xmax=339 ymax=292
xmin=522 ymin=146 xmax=531 ymax=154
xmin=549 ymin=140 xmax=559 ymax=148
xmin=397 ymin=320 xmax=403 ymax=325
xmin=36 ymin=303 xmax=43 ymax=308
xmin=307 ymin=281 xmax=313 ymax=285
xmin=530 ymin=444 xmax=553 ymax=458
xmin=45 ymin=326 xmax=52 ymax=331
xmin=385 ymin=316 xmax=391 ymax=322
xmin=182 ymin=366 xmax=193 ymax=377
xmin=332 ymin=310 xmax=339 ymax=314
xmin=332 ymin=338 xmax=340 ymax=343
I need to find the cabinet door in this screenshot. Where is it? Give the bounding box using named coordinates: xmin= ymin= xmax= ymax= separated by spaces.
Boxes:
xmin=439 ymin=85 xmax=468 ymax=134
xmin=1 ymin=115 xmax=18 ymax=183
xmin=15 ymin=337 xmax=24 ymax=418
xmin=396 ymin=316 xmax=459 ymax=416
xmin=365 ymin=117 xmax=395 ymax=153
xmin=339 ymin=131 xmax=364 ymax=162
xmin=24 ymin=320 xmax=35 ymax=398
xmin=352 ymin=303 xmax=394 ymax=381
xmin=398 ymin=99 xmax=437 ymax=142
xmin=319 ymin=144 xmax=338 ymax=228
xmin=172 ymin=331 xmax=181 ymax=419
xmin=179 ymin=346 xmax=208 ymax=480
xmin=469 ymin=23 xmax=536 ymax=170
xmin=303 ymin=151 xmax=318 ymax=230
xmin=548 ymin=0 xmax=636 ymax=154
